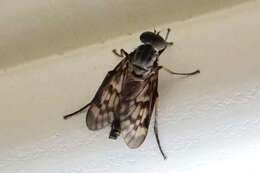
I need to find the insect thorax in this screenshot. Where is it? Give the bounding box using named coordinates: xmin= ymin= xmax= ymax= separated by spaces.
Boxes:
xmin=129 ymin=44 xmax=158 ymax=76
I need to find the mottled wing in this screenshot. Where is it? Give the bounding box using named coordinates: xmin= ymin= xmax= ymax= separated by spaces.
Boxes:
xmin=86 ymin=59 xmax=128 ymax=130
xmin=118 ymin=71 xmax=159 ymax=148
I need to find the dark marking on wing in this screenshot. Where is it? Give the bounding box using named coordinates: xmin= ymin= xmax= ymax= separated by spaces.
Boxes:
xmin=86 ymin=58 xmax=128 ymax=130
xmin=119 ymin=69 xmax=159 ymax=148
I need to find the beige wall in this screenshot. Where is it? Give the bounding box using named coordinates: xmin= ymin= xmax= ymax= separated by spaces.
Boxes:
xmin=1 ymin=1 xmax=260 ymax=172
xmin=0 ymin=0 xmax=252 ymax=69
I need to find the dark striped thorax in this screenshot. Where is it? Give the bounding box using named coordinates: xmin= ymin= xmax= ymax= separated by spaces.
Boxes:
xmin=129 ymin=44 xmax=159 ymax=77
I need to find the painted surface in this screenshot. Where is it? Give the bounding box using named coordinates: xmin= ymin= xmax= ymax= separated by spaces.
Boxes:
xmin=0 ymin=0 xmax=252 ymax=69
xmin=0 ymin=1 xmax=260 ymax=172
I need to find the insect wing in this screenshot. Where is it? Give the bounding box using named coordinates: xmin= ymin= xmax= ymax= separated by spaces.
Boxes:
xmin=86 ymin=59 xmax=128 ymax=130
xmin=119 ymin=71 xmax=159 ymax=148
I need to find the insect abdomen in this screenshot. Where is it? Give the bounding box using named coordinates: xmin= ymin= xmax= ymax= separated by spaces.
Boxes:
xmin=109 ymin=119 xmax=121 ymax=139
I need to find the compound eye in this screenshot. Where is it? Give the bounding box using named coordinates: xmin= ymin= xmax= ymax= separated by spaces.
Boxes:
xmin=140 ymin=31 xmax=154 ymax=43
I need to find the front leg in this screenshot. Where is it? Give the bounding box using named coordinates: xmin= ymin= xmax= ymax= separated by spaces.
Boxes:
xmin=112 ymin=49 xmax=128 ymax=58
xmin=164 ymin=28 xmax=171 ymax=41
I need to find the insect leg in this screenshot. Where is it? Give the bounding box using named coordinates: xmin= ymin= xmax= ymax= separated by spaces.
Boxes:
xmin=165 ymin=28 xmax=171 ymax=41
xmin=63 ymin=103 xmax=91 ymax=119
xmin=154 ymin=98 xmax=167 ymax=160
xmin=112 ymin=49 xmax=128 ymax=58
xmin=160 ymin=66 xmax=200 ymax=76
xmin=165 ymin=28 xmax=174 ymax=45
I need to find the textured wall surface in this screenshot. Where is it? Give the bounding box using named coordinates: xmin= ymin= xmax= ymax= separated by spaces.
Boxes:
xmin=0 ymin=1 xmax=260 ymax=173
